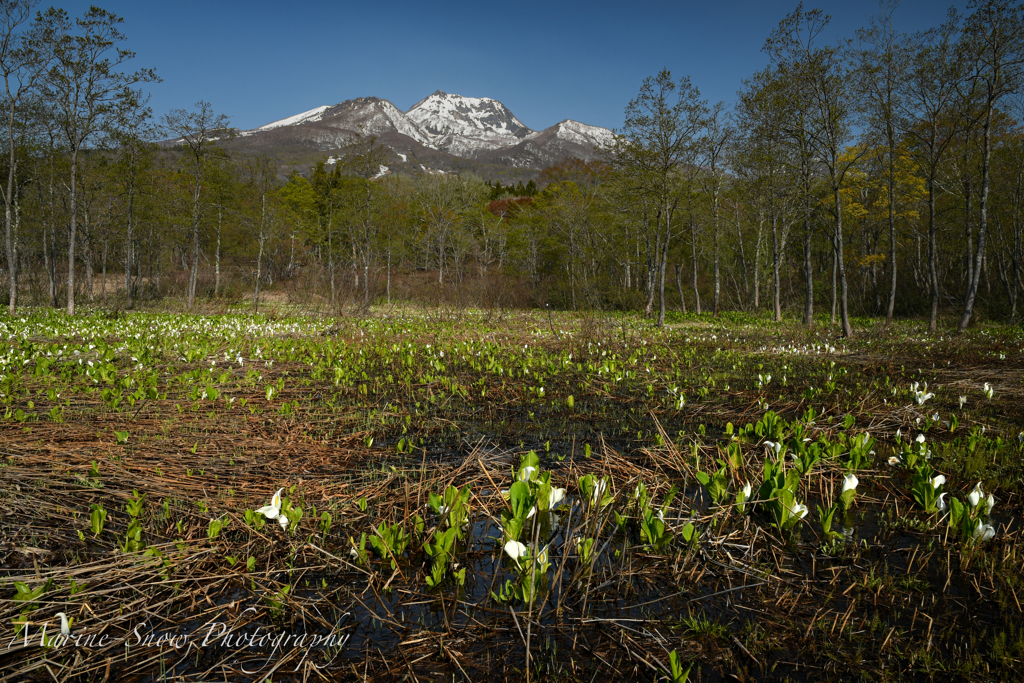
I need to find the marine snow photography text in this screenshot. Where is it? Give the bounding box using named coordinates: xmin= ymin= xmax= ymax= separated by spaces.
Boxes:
xmin=8 ymin=609 xmax=352 ymax=673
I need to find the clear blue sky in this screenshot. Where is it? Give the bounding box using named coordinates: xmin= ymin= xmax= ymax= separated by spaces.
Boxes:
xmin=57 ymin=0 xmax=965 ymax=133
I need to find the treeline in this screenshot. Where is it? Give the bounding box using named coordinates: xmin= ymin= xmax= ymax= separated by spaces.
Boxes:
xmin=2 ymin=1 xmax=1024 ymax=335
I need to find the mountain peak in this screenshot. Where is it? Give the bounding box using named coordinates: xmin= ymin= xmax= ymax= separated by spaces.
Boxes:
xmin=406 ymin=91 xmax=532 ymax=155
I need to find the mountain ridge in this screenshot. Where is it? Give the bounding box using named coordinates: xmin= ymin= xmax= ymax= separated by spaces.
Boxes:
xmin=226 ymin=91 xmax=613 ymax=176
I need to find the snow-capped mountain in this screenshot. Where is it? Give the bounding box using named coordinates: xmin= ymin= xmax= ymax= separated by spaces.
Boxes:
xmin=481 ymin=120 xmax=616 ymax=168
xmin=227 ymin=91 xmax=613 ymax=174
xmin=534 ymin=120 xmax=614 ymax=148
xmin=406 ymin=91 xmax=532 ymax=156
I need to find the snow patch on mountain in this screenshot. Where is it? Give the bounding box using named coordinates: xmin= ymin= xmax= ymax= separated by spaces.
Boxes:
xmin=553 ymin=120 xmax=614 ymax=148
xmin=256 ymin=105 xmax=331 ymax=132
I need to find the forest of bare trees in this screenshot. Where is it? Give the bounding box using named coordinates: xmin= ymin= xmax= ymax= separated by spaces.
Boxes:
xmin=3 ymin=0 xmax=1024 ymax=335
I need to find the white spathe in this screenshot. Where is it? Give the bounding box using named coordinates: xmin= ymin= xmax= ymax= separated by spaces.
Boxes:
xmin=972 ymin=521 xmax=996 ymax=542
xmin=504 ymin=540 xmax=528 ymax=569
xmin=256 ymin=488 xmax=289 ymax=531
xmin=55 ymin=612 xmax=71 ymax=637
xmin=968 ymin=482 xmax=984 ymax=508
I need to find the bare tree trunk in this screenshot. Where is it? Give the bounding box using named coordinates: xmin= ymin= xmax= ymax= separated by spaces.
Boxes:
xmin=437 ymin=231 xmax=444 ymax=285
xmin=643 ymin=223 xmax=656 ymax=317
xmin=215 ymin=206 xmax=222 ymax=297
xmin=836 ymin=187 xmax=853 ymax=337
xmin=803 ymin=214 xmax=813 ymax=326
xmin=773 ymin=213 xmax=782 ymax=322
xmin=254 ymin=238 xmax=264 ymax=313
xmin=364 ymin=183 xmax=371 ymax=305
xmin=327 ymin=221 xmax=335 ymax=305
xmin=364 ymin=244 xmax=370 ymax=304
xmin=4 ymin=188 xmax=15 ymax=314
xmin=928 ymin=181 xmax=940 ymax=332
xmin=139 ymin=224 xmax=146 ymax=294
xmin=690 ymin=220 xmax=701 ymax=314
xmin=288 ymin=232 xmax=295 ymax=279
xmin=830 ymin=239 xmax=837 ymax=324
xmin=43 ymin=225 xmax=52 ymax=307
xmin=254 ymin=194 xmax=266 ymax=312
xmin=753 ymin=209 xmax=764 ymax=311
xmin=570 ymin=227 xmax=576 ymax=310
xmin=188 ymin=185 xmax=200 ymax=309
xmin=734 ymin=202 xmax=749 ymax=308
xmin=657 ymin=229 xmax=669 ymax=328
xmin=125 ymin=149 xmax=137 ymax=308
xmin=3 ymin=174 xmax=14 ymax=315
xmin=959 ymin=108 xmax=994 ymax=333
xmin=84 ymin=211 xmax=94 ymax=303
xmin=965 ymin=175 xmax=974 ymax=291
xmin=124 ymin=231 xmax=132 ymax=307
xmin=675 ymin=263 xmax=686 ymax=313
xmin=712 ymin=195 xmax=721 ymax=317
xmin=1013 ymin=165 xmax=1023 ymax=321
xmin=886 ymin=155 xmax=897 ymax=324
xmin=67 ymin=151 xmax=78 ymax=315
xmin=101 ymin=235 xmax=107 ymax=301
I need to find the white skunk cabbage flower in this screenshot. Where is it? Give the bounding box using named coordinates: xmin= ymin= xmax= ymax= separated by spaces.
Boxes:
xmin=503 ymin=540 xmax=529 ymax=569
xmin=968 ymin=482 xmax=984 ymax=508
xmin=256 ymin=488 xmax=289 ymax=530
xmin=55 ymin=612 xmax=72 ymax=637
xmin=518 ymin=466 xmax=537 ymax=482
xmin=972 ymin=521 xmax=996 ymax=542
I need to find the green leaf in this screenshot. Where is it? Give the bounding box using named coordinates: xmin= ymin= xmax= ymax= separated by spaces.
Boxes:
xmin=89 ymin=503 xmax=107 ymax=536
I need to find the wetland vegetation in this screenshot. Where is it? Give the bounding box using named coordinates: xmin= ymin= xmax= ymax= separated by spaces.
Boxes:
xmin=1 ymin=306 xmax=1022 ymax=681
